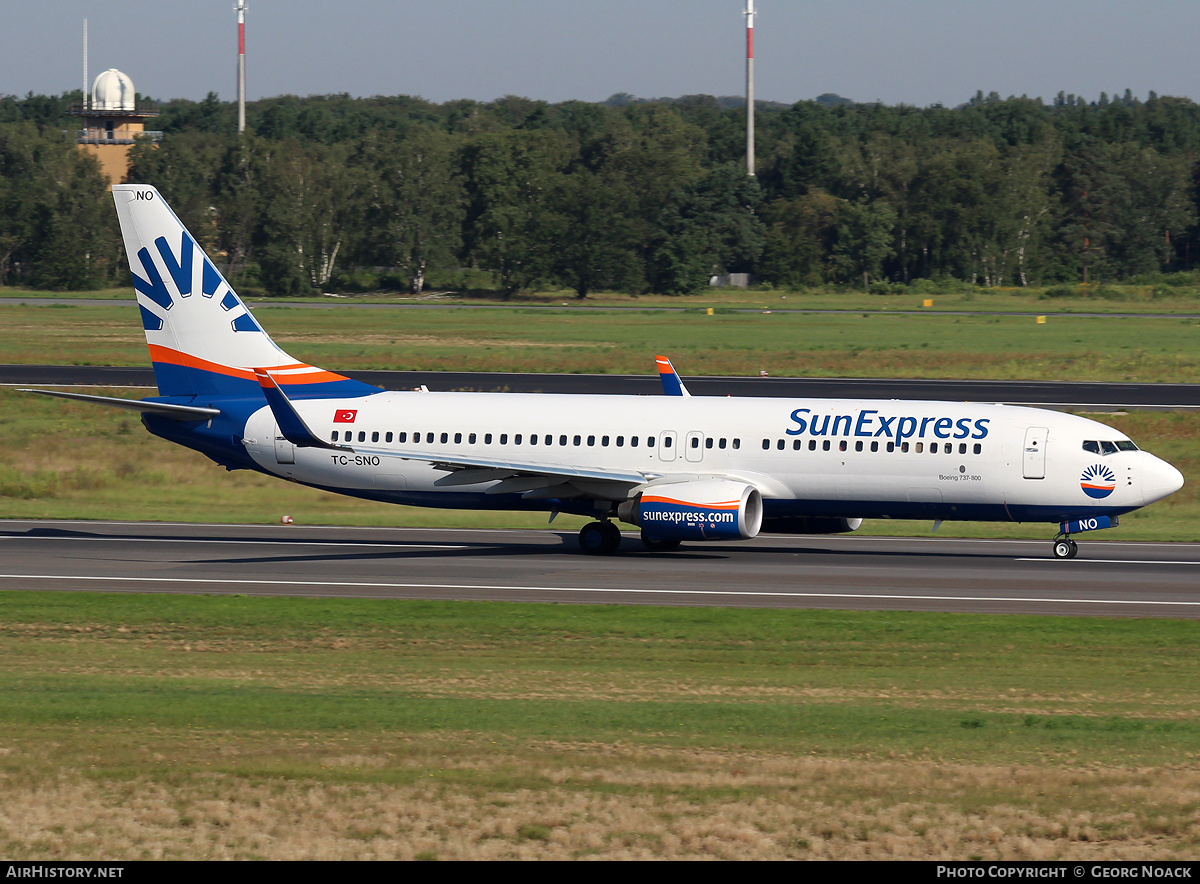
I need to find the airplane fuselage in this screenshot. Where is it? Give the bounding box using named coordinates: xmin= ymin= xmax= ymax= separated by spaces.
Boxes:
xmin=147 ymin=390 xmax=1177 ymax=526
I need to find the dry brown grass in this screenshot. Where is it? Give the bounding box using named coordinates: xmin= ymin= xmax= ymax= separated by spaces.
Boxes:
xmin=2 ymin=737 xmax=1198 ymax=860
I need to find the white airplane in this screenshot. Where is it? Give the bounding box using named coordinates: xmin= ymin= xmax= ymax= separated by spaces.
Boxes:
xmin=27 ymin=185 xmax=1184 ymax=558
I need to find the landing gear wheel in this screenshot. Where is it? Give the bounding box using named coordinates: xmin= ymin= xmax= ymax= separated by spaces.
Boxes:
xmin=1052 ymin=539 xmax=1077 ymax=559
xmin=579 ymin=521 xmax=621 ymax=555
xmin=641 ymin=535 xmax=682 ymax=552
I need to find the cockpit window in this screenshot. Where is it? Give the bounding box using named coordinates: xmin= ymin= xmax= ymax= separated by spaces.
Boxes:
xmin=1084 ymin=439 xmax=1138 ymax=455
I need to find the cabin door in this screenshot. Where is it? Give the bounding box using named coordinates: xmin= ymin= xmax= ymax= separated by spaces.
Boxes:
xmin=1022 ymin=426 xmax=1047 ymax=479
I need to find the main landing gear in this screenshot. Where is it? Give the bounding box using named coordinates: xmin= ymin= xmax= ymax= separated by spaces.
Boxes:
xmin=1052 ymin=537 xmax=1079 ymax=559
xmin=578 ymin=520 xmax=622 ymax=555
xmin=578 ymin=521 xmax=685 ymax=555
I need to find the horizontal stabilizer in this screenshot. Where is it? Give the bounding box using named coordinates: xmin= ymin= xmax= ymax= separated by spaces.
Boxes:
xmin=21 ymin=389 xmax=220 ymax=421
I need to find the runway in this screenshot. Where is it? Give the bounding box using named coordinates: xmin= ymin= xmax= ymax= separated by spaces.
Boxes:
xmin=2 ymin=520 xmax=1198 ymax=618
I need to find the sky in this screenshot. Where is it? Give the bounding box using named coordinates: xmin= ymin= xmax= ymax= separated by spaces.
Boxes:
xmin=4 ymin=1 xmax=1199 ymax=108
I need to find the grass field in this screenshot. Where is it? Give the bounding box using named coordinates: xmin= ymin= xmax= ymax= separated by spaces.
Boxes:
xmin=4 ymin=300 xmax=1200 ymax=383
xmin=2 ymin=593 xmax=1199 ymax=860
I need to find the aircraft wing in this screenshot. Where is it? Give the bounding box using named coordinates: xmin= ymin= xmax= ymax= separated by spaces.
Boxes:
xmin=655 ymin=355 xmax=691 ymax=397
xmin=21 ymin=389 xmax=221 ymax=421
xmin=344 ymin=441 xmax=658 ymax=499
xmin=257 ymin=370 xmax=660 ymax=498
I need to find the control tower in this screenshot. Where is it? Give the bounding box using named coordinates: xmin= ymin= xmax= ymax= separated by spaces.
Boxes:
xmin=69 ymin=69 xmax=160 ymax=185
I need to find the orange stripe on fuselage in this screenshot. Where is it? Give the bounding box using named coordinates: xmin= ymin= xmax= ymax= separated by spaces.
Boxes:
xmin=642 ymin=495 xmax=741 ymax=510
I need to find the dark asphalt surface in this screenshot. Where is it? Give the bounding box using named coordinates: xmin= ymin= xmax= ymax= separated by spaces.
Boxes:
xmin=2 ymin=521 xmax=1198 ymax=618
xmin=5 ymin=364 xmax=1200 ymax=409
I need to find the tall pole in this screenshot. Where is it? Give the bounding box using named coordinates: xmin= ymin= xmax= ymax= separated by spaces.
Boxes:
xmin=745 ymin=1 xmax=755 ymax=176
xmin=83 ymin=19 xmax=88 ymax=110
xmin=236 ymin=1 xmax=247 ymax=133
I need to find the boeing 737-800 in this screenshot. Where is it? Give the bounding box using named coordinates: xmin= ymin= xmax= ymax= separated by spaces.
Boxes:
xmin=27 ymin=185 xmax=1184 ymax=558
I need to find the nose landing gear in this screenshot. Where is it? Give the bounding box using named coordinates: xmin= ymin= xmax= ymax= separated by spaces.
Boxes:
xmin=1052 ymin=537 xmax=1078 ymax=559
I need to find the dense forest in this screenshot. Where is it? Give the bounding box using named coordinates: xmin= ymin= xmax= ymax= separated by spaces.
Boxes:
xmin=2 ymin=88 xmax=1199 ymax=295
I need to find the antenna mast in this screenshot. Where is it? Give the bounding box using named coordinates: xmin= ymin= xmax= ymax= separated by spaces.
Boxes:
xmin=745 ymin=1 xmax=755 ymax=176
xmin=235 ymin=1 xmax=247 ymax=133
xmin=83 ymin=19 xmax=88 ymax=111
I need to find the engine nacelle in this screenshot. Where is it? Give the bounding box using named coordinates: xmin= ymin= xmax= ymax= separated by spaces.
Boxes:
xmin=760 ymin=516 xmax=863 ymax=535
xmin=618 ymin=479 xmax=763 ymax=541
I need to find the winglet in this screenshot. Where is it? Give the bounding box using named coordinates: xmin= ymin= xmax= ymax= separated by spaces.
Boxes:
xmin=655 ymin=355 xmax=691 ymax=397
xmin=255 ymin=369 xmax=346 ymax=450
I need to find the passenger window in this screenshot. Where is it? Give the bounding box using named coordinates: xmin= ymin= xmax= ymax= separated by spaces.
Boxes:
xmin=454 ymin=432 xmax=462 ymax=444
xmin=915 ymin=442 xmax=923 ymax=453
xmin=469 ymin=433 xmax=477 ymax=444
xmin=793 ymin=440 xmax=802 ymax=451
xmin=330 ymin=431 xmax=338 ymax=442
xmin=399 ymin=432 xmax=407 ymax=443
xmin=662 ymin=437 xmax=671 ymax=448
xmin=371 ymin=431 xmax=379 ymax=443
xmin=500 ymin=434 xmax=508 ymax=445
xmin=777 ymin=439 xmax=785 ymax=450
xmin=573 ymin=435 xmax=581 ymax=446
xmin=485 ymin=433 xmax=493 ymax=444
xmin=529 ymin=434 xmax=536 ymax=445
xmin=855 ymin=441 xmax=863 ymax=452
xmin=560 ymin=435 xmax=568 ymax=446
xmin=809 ymin=440 xmax=816 ymax=451
xmin=385 ymin=432 xmax=393 ymax=443
xmin=616 ymin=436 xmax=624 ymax=447
xmin=603 ymin=436 xmax=610 ymax=447
xmin=871 ymin=441 xmax=879 ymax=452
xmin=692 ymin=437 xmax=700 ymax=449
xmin=840 ymin=440 xmax=847 ymax=452
xmin=887 ymin=442 xmax=895 ymax=452
xmin=631 ymin=436 xmax=639 ymax=448
xmin=901 ymin=442 xmax=909 ymax=453
xmin=426 ymin=433 xmax=434 ymax=444
xmin=973 ymin=443 xmax=982 ymax=454
xmin=649 ymin=436 xmax=657 ymax=447
xmin=587 ymin=435 xmax=595 ymax=446
xmin=822 ymin=440 xmax=831 ymax=451
xmin=544 ymin=435 xmax=552 ymax=446
xmin=440 ymin=432 xmax=449 ymax=444
xmin=762 ymin=439 xmax=770 ymax=451
xmin=958 ymin=443 xmax=966 ymax=454
xmin=358 ymin=431 xmax=366 ymax=442
xmin=719 ymin=438 xmax=727 ymax=449
xmin=705 ymin=437 xmax=713 ymax=449
xmin=514 ymin=434 xmax=522 ymax=445
xmin=732 ymin=439 xmax=740 ymax=450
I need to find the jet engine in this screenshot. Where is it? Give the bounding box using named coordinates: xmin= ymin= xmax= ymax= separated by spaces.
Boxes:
xmin=760 ymin=516 xmax=863 ymax=535
xmin=618 ymin=479 xmax=763 ymax=541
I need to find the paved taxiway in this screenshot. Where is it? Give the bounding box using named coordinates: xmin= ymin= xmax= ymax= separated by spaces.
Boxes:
xmin=2 ymin=520 xmax=1197 ymax=618
xmin=5 ymin=364 xmax=1200 ymax=410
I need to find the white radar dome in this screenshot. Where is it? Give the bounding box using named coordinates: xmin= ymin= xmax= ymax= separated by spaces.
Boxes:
xmin=91 ymin=69 xmax=135 ymax=111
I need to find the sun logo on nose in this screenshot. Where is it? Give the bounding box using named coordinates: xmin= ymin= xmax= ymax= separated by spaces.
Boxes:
xmin=1080 ymin=463 xmax=1117 ymax=499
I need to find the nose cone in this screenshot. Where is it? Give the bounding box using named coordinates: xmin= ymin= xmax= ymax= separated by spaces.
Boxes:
xmin=1142 ymin=454 xmax=1185 ymax=506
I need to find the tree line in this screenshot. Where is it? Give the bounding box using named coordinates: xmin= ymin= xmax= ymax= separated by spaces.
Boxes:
xmin=1 ymin=88 xmax=1199 ymax=294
